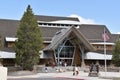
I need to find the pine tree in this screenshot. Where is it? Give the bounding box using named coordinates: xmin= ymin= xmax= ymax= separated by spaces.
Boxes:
xmin=14 ymin=5 xmax=43 ymax=70
xmin=112 ymin=40 xmax=120 ymax=67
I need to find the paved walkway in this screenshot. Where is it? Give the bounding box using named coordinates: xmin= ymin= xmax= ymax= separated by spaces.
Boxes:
xmin=8 ymin=71 xmax=120 ymax=80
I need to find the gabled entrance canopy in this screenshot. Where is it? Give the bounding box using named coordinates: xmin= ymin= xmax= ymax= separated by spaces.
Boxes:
xmin=43 ymin=27 xmax=94 ymax=66
xmin=44 ymin=26 xmax=95 ymax=51
xmin=43 ymin=26 xmax=95 ymax=66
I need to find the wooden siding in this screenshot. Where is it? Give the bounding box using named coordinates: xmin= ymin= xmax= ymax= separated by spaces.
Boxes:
xmin=73 ymin=47 xmax=82 ymax=66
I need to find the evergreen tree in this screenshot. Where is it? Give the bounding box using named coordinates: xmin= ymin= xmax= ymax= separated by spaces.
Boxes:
xmin=14 ymin=5 xmax=43 ymax=70
xmin=112 ymin=40 xmax=120 ymax=66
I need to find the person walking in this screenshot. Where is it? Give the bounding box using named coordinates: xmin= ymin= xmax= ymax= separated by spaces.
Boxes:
xmin=76 ymin=66 xmax=79 ymax=76
xmin=45 ymin=67 xmax=48 ymax=73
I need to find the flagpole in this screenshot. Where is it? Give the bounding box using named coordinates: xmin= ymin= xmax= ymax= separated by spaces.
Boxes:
xmin=104 ymin=28 xmax=107 ymax=75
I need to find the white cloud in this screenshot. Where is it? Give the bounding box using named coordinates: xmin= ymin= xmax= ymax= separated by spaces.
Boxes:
xmin=69 ymin=14 xmax=120 ymax=34
xmin=69 ymin=14 xmax=96 ymax=24
xmin=116 ymin=32 xmax=120 ymax=34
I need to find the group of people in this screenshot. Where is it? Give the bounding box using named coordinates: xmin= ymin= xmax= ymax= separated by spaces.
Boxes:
xmin=45 ymin=61 xmax=99 ymax=75
xmin=59 ymin=60 xmax=67 ymax=67
xmin=72 ymin=62 xmax=99 ymax=76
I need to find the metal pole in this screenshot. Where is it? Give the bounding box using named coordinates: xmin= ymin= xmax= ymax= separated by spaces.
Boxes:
xmin=104 ymin=28 xmax=107 ymax=75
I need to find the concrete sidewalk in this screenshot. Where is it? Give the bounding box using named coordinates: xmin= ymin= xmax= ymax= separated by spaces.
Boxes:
xmin=8 ymin=71 xmax=120 ymax=80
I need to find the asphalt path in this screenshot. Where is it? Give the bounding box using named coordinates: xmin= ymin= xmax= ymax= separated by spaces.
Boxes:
xmin=8 ymin=77 xmax=84 ymax=80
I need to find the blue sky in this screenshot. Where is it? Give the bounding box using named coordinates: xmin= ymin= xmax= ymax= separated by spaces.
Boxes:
xmin=0 ymin=0 xmax=120 ymax=34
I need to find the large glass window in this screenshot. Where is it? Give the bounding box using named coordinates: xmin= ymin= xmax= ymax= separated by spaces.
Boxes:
xmin=55 ymin=40 xmax=75 ymax=66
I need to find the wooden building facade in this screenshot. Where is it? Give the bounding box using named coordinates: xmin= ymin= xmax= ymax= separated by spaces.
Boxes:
xmin=0 ymin=15 xmax=119 ymax=67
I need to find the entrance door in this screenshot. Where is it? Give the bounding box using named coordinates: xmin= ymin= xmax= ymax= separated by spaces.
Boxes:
xmin=55 ymin=40 xmax=75 ymax=66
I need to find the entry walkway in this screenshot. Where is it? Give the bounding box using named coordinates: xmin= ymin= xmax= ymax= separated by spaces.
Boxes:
xmin=8 ymin=71 xmax=120 ymax=80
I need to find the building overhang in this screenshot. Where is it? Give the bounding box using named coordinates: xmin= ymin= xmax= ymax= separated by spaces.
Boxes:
xmin=0 ymin=51 xmax=49 ymax=59
xmin=85 ymin=52 xmax=112 ymax=60
xmin=5 ymin=37 xmax=17 ymax=42
xmin=0 ymin=51 xmax=15 ymax=59
xmin=91 ymin=42 xmax=115 ymax=45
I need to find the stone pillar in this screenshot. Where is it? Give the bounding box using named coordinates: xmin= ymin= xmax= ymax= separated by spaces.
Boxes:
xmin=0 ymin=66 xmax=7 ymax=80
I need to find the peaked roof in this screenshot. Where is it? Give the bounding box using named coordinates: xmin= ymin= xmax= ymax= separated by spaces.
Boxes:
xmin=43 ymin=26 xmax=95 ymax=51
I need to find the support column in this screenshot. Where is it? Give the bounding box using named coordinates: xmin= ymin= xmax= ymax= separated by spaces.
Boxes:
xmin=79 ymin=44 xmax=85 ymax=71
xmin=71 ymin=46 xmax=76 ymax=66
xmin=57 ymin=50 xmax=60 ymax=70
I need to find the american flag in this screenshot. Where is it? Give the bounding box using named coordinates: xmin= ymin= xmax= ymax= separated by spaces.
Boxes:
xmin=102 ymin=31 xmax=110 ymax=41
